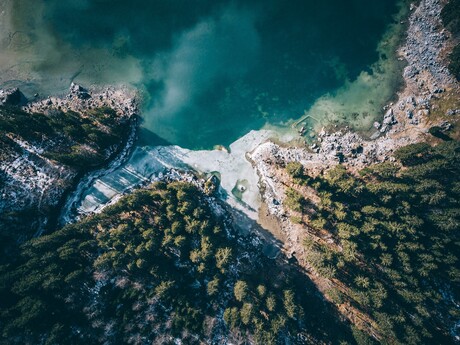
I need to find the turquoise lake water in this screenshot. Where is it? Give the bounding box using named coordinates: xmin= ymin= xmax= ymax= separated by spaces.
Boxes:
xmin=1 ymin=0 xmax=402 ymax=149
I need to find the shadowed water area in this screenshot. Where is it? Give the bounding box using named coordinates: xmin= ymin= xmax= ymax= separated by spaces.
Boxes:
xmin=0 ymin=0 xmax=402 ymax=149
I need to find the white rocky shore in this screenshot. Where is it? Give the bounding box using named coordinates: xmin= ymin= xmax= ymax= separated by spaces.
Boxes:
xmin=0 ymin=83 xmax=138 ymax=234
xmin=23 ymin=83 xmax=138 ymax=117
xmin=250 ymin=0 xmax=459 ymax=254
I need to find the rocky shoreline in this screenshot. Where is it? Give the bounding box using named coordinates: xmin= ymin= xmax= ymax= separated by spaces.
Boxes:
xmin=23 ymin=82 xmax=138 ymax=118
xmin=251 ymin=0 xmax=459 ymax=236
xmin=3 ymin=0 xmax=456 ymax=241
xmin=249 ymin=0 xmax=459 ymax=335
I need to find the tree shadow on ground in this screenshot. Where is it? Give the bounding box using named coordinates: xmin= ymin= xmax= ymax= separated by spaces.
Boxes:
xmin=222 ymin=203 xmax=357 ymax=344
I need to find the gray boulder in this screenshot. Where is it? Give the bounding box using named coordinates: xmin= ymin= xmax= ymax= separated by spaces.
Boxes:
xmin=0 ymin=88 xmax=26 ymax=106
xmin=69 ymin=82 xmax=91 ymax=100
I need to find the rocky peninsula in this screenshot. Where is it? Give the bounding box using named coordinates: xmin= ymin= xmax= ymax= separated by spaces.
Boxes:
xmin=0 ymin=84 xmax=138 ymax=254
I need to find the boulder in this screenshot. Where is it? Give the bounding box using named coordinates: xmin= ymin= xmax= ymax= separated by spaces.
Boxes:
xmin=70 ymin=82 xmax=84 ymax=93
xmin=446 ymin=109 xmax=459 ymax=116
xmin=0 ymin=88 xmax=26 ymax=106
xmin=204 ymin=175 xmax=220 ymax=195
xmin=439 ymin=121 xmax=452 ymax=131
xmin=382 ymin=108 xmax=397 ymax=126
xmin=69 ymin=82 xmax=91 ymax=100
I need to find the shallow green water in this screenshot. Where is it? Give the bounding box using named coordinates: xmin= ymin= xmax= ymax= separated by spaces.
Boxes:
xmin=1 ymin=0 xmax=402 ymax=149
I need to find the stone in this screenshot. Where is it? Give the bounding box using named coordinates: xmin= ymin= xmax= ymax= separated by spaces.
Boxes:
xmin=0 ymin=88 xmax=25 ymax=106
xmin=383 ymin=108 xmax=397 ymax=126
xmin=439 ymin=121 xmax=452 ymax=131
xmin=446 ymin=109 xmax=459 ymax=116
xmin=70 ymin=82 xmax=83 ymax=93
xmin=407 ymin=96 xmax=416 ymax=106
xmin=69 ymin=82 xmax=91 ymax=100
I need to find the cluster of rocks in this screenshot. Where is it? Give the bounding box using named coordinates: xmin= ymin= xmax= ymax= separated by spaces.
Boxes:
xmin=396 ymin=94 xmax=432 ymax=127
xmin=23 ymin=83 xmax=138 ymax=120
xmin=446 ymin=108 xmax=460 ymax=116
xmin=374 ymin=97 xmax=428 ymax=134
xmin=69 ymin=82 xmax=91 ymax=100
xmin=401 ymin=0 xmax=456 ymax=90
xmin=376 ymin=108 xmax=398 ymax=134
xmin=375 ymin=0 xmax=459 ymax=135
xmin=0 ymin=87 xmax=26 ymax=106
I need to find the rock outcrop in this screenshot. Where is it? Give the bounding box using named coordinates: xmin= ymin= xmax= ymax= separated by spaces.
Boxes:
xmin=0 ymin=88 xmax=26 ymax=106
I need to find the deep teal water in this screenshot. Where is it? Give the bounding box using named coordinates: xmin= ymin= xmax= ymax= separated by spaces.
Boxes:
xmin=8 ymin=0 xmax=400 ymax=149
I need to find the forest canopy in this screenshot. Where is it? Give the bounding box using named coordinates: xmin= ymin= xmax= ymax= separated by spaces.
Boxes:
xmin=0 ymin=182 xmax=352 ymax=344
xmin=284 ymin=141 xmax=460 ymax=344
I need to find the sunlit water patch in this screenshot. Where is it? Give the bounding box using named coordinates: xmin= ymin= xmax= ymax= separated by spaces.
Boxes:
xmin=1 ymin=0 xmax=403 ymax=149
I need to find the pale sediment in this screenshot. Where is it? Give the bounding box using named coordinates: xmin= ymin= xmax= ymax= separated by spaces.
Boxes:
xmin=72 ymin=129 xmax=278 ymax=221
